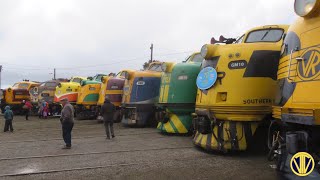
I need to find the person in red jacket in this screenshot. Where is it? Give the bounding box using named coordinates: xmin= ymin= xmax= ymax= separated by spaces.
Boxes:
xmin=23 ymin=100 xmax=33 ymax=120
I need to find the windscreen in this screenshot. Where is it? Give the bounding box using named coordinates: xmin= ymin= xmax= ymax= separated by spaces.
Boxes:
xmin=189 ymin=54 xmax=204 ymax=63
xmin=245 ymin=29 xmax=284 ymax=43
xmin=148 ymin=64 xmax=163 ymax=72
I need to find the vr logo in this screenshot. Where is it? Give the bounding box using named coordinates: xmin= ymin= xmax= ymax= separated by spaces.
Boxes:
xmin=298 ymin=49 xmax=320 ymax=80
xmin=290 ymin=152 xmax=315 ymax=177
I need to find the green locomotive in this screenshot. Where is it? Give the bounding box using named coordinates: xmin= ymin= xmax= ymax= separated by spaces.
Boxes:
xmin=156 ymin=53 xmax=203 ymax=134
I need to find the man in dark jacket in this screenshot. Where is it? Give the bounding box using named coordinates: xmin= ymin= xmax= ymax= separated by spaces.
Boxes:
xmin=60 ymin=98 xmax=74 ymax=149
xmin=101 ymin=98 xmax=116 ymax=139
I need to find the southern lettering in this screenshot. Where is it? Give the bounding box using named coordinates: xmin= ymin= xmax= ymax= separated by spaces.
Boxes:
xmin=243 ymin=99 xmax=273 ymax=104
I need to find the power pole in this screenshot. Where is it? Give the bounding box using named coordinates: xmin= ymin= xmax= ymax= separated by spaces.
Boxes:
xmin=0 ymin=65 xmax=2 ymax=89
xmin=54 ymin=68 xmax=56 ymax=80
xmin=150 ymin=43 xmax=153 ymax=63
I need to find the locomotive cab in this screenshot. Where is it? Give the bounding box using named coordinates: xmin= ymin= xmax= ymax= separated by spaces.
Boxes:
xmin=156 ymin=53 xmax=203 ymax=134
xmin=193 ymin=25 xmax=289 ymax=151
xmin=122 ymin=61 xmax=174 ymax=127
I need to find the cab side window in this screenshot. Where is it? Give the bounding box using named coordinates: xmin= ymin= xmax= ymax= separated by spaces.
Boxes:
xmin=72 ymin=78 xmax=82 ymax=83
xmin=235 ymin=34 xmax=245 ymax=44
xmin=120 ymin=71 xmax=129 ymax=79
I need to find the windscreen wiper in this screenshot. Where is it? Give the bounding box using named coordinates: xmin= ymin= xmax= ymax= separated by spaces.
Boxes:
xmin=261 ymin=29 xmax=271 ymax=41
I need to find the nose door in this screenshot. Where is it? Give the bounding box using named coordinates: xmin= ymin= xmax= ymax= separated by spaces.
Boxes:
xmin=292 ymin=27 xmax=320 ymax=103
xmin=159 ymin=73 xmax=171 ymax=103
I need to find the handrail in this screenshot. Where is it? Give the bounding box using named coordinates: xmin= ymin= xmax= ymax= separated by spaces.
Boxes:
xmin=287 ymin=49 xmax=295 ymax=81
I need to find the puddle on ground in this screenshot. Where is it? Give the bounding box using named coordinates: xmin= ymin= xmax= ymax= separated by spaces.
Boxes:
xmin=16 ymin=167 xmax=38 ymax=174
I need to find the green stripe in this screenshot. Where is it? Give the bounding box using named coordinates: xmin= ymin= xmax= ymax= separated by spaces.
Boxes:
xmin=174 ymin=114 xmax=192 ymax=131
xmin=83 ymin=94 xmax=99 ymax=102
xmin=169 ymin=120 xmax=179 ymax=133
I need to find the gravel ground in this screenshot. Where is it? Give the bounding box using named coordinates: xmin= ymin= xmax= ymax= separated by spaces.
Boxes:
xmin=0 ymin=116 xmax=282 ymax=180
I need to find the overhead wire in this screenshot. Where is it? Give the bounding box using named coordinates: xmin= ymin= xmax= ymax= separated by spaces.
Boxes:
xmin=0 ymin=50 xmax=193 ymax=71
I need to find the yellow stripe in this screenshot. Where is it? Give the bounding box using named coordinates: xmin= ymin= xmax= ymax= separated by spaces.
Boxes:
xmin=211 ymin=126 xmax=218 ymax=149
xmin=105 ymin=90 xmax=123 ymax=95
xmin=195 ymin=132 xmax=202 ymax=144
xmin=163 ymin=122 xmax=175 ymax=133
xmin=201 ymin=134 xmax=208 ymax=149
xmin=163 ymin=85 xmax=169 ymax=103
xmin=157 ymin=122 xmax=161 ymax=129
xmin=159 ymin=86 xmax=164 ymax=102
xmin=224 ymin=122 xmax=231 ymax=150
xmin=170 ymin=114 xmax=188 ymax=133
xmin=237 ymin=122 xmax=246 ymax=150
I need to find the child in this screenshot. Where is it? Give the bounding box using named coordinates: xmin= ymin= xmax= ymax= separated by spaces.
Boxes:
xmin=43 ymin=105 xmax=48 ymax=119
xmin=3 ymin=106 xmax=14 ymax=132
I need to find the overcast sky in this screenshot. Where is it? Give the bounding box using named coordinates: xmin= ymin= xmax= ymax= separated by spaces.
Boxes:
xmin=0 ymin=0 xmax=296 ymax=88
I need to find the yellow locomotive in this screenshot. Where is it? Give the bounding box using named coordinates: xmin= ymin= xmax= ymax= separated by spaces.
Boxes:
xmin=193 ymin=25 xmax=288 ymax=151
xmin=76 ymin=74 xmax=106 ymax=120
xmin=97 ymin=71 xmax=135 ymax=122
xmin=122 ymin=61 xmax=174 ymax=127
xmin=30 ymin=79 xmax=68 ymax=116
xmin=1 ymin=80 xmax=40 ymax=114
xmin=268 ymin=0 xmax=320 ymax=173
xmin=54 ymin=76 xmax=87 ymax=104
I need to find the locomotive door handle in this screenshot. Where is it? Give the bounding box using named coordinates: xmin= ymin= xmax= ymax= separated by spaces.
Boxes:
xmin=296 ymin=57 xmax=304 ymax=61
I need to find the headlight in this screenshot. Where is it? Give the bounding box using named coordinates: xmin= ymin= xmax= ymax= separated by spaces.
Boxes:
xmin=200 ymin=45 xmax=208 ymax=58
xmin=294 ymin=0 xmax=318 ymax=17
xmin=200 ymin=44 xmax=216 ymax=59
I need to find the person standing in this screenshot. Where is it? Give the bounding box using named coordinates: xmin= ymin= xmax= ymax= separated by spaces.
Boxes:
xmin=101 ymin=98 xmax=116 ymax=139
xmin=60 ymin=98 xmax=74 ymax=149
xmin=38 ymin=101 xmax=44 ymax=119
xmin=23 ymin=100 xmax=33 ymax=120
xmin=3 ymin=106 xmax=14 ymax=132
xmin=43 ymin=102 xmax=49 ymax=119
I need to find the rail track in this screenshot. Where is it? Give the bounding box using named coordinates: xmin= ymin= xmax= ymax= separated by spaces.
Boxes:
xmin=0 ymin=131 xmax=160 ymax=144
xmin=0 ymin=146 xmax=195 ymax=177
xmin=0 ymin=146 xmax=193 ymax=161
xmin=0 ymin=152 xmax=208 ymax=178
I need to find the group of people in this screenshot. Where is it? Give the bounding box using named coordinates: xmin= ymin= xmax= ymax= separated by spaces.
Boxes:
xmin=38 ymin=100 xmax=50 ymax=119
xmin=59 ymin=97 xmax=116 ymax=149
xmin=3 ymin=99 xmax=33 ymax=132
xmin=3 ymin=97 xmax=116 ymax=150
